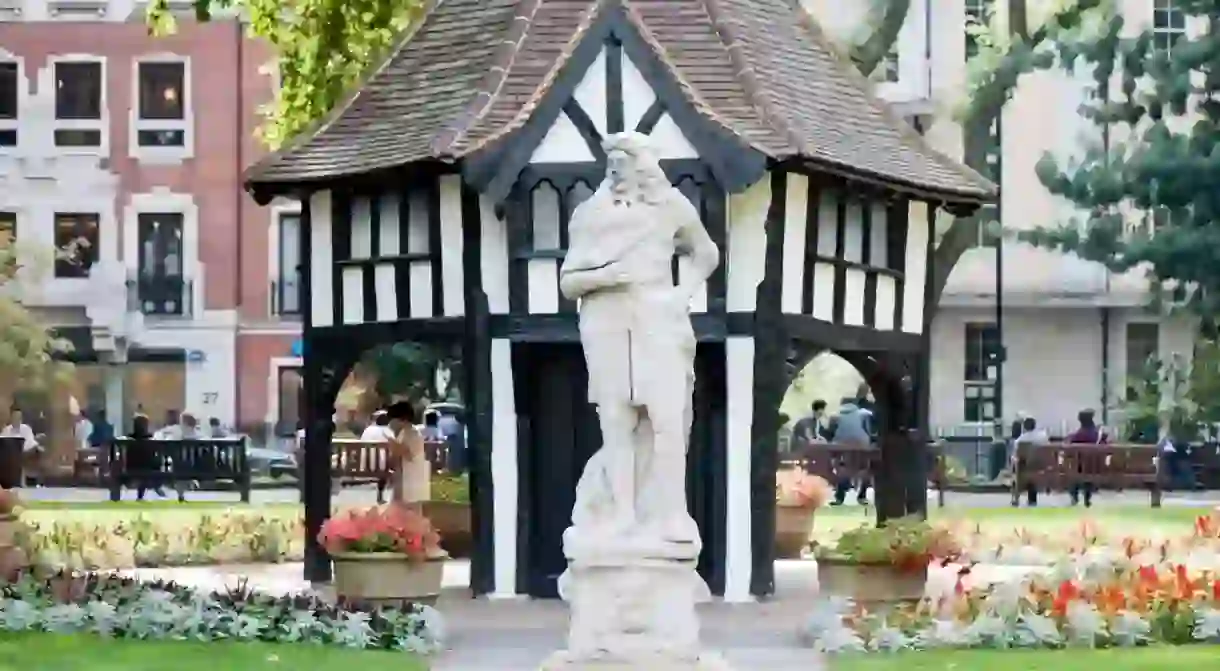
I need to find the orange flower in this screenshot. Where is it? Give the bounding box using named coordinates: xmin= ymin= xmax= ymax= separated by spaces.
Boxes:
xmin=1211 ymin=578 xmax=1220 ymax=602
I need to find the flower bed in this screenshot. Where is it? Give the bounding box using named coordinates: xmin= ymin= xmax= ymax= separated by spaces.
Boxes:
xmin=0 ymin=569 xmax=444 ymax=653
xmin=803 ymin=559 xmax=1220 ymax=654
xmin=18 ymin=512 xmax=306 ymax=570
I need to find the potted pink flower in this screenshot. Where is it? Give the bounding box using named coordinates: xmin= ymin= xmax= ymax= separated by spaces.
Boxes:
xmin=774 ymin=468 xmax=831 ymax=558
xmin=319 ymin=505 xmax=447 ymax=607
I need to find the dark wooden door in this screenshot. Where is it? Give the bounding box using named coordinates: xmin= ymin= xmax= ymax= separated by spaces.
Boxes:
xmin=516 ymin=342 xmax=727 ymax=598
xmin=515 ymin=343 xmax=600 ymax=598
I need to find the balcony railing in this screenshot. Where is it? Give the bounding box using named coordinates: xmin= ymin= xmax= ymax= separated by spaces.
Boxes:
xmin=128 ymin=275 xmax=193 ymax=317
xmin=270 ymin=277 xmax=301 ymax=317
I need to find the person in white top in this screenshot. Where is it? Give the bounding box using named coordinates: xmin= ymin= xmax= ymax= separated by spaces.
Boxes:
xmin=1011 ymin=416 xmax=1049 ymax=507
xmin=385 ymin=401 xmax=429 ymax=510
xmin=74 ymin=410 xmax=94 ymax=454
xmin=360 ymin=411 xmax=395 ymax=442
xmin=2 ymin=409 xmax=39 ymax=453
xmin=2 ymin=409 xmax=41 ymax=488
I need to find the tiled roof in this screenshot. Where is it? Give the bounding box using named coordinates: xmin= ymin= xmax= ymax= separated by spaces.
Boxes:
xmin=246 ymin=0 xmax=995 ymax=202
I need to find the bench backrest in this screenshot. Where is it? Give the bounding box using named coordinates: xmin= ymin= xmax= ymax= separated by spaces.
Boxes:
xmin=111 ymin=437 xmax=248 ymax=478
xmin=1017 ymin=443 xmax=1160 ymax=485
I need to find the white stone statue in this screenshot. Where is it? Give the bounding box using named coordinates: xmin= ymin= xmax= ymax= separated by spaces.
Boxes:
xmin=542 ymin=132 xmax=730 ymax=670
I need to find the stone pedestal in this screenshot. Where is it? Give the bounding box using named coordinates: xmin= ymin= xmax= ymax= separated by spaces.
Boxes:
xmin=540 ymin=536 xmax=732 ymax=670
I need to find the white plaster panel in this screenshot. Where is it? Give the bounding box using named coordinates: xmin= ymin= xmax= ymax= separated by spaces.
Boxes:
xmin=438 ymin=174 xmax=465 ymax=316
xmin=780 ymin=173 xmax=809 ymax=315
xmin=573 ymin=48 xmax=608 ymax=136
xmin=308 ymin=190 xmax=334 ymax=327
xmin=874 ymin=275 xmax=897 ymax=330
xmin=530 ymin=111 xmax=597 ymax=164
xmin=726 ymin=177 xmax=769 ymax=312
xmin=620 ymin=50 xmax=656 ymax=131
xmin=527 ymin=258 xmax=559 ymax=314
xmin=902 ymin=200 xmax=929 ymax=334
xmin=724 ymin=336 xmax=755 ymax=603
xmin=490 ymin=338 xmax=518 ymax=597
xmin=480 ymin=195 xmax=510 ymax=314
xmin=843 ymin=268 xmax=866 ymax=326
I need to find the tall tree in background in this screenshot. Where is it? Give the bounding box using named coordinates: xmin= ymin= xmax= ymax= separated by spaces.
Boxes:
xmin=1024 ymin=2 xmax=1220 ymax=327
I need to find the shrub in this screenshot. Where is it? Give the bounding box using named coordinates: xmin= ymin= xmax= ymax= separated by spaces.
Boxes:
xmin=816 ymin=516 xmax=963 ymax=572
xmin=0 ymin=569 xmax=444 ymax=652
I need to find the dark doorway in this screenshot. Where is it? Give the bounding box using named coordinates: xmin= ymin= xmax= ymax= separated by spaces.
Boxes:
xmin=514 ymin=342 xmax=727 ymax=599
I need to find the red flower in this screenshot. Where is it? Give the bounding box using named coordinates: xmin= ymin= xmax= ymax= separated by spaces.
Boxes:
xmin=317 ymin=505 xmax=442 ymax=560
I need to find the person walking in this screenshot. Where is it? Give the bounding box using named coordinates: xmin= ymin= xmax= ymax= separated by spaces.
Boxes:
xmin=1066 ymin=408 xmax=1106 ymax=507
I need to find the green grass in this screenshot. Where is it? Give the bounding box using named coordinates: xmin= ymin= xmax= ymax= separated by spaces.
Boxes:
xmin=0 ymin=633 xmax=427 ymax=670
xmin=830 ymin=646 xmax=1215 ymax=671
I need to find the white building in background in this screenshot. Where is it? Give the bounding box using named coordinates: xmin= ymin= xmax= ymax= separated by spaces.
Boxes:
xmin=806 ymin=0 xmax=1197 ymax=435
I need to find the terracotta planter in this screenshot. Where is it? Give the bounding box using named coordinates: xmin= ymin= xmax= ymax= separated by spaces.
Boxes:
xmin=332 ymin=552 xmax=445 ymax=608
xmin=774 ymin=504 xmax=816 ymax=558
xmin=817 ymin=557 xmax=928 ymax=606
xmin=423 ymin=500 xmax=472 ymax=558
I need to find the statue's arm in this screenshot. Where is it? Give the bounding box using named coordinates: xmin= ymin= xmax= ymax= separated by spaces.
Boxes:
xmin=674 ymin=200 xmax=719 ymax=296
xmin=560 ymin=262 xmax=625 ymax=301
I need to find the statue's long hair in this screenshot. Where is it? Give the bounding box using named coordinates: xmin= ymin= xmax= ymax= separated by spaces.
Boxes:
xmin=603 ymin=132 xmax=669 ymax=206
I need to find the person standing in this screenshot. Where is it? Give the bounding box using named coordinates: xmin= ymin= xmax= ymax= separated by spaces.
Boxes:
xmin=1066 ymin=409 xmax=1106 ymax=507
xmin=385 ymin=401 xmax=429 ymax=511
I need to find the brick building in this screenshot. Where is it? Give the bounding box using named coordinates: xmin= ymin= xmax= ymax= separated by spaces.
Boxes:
xmin=0 ymin=2 xmax=303 ymax=461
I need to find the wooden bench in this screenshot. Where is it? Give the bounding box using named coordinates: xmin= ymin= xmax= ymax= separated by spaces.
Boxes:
xmin=73 ymin=446 xmax=106 ymax=484
xmin=1012 ymin=443 xmax=1163 ymax=507
xmin=109 ymin=437 xmax=251 ymax=502
xmin=0 ymin=436 xmax=22 ymax=489
xmin=296 ymin=438 xmax=455 ymax=504
xmin=784 ymin=442 xmax=947 ymax=508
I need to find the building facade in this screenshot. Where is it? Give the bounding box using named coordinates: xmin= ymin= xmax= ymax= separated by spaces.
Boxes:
xmin=0 ymin=2 xmax=300 ymax=463
xmin=809 ymin=0 xmax=1199 ymax=435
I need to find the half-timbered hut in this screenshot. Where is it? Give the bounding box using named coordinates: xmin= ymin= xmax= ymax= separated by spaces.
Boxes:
xmin=245 ymin=0 xmax=996 ymax=602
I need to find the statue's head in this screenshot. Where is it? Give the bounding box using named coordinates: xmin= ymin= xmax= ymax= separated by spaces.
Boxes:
xmin=603 ymin=131 xmax=668 ymax=205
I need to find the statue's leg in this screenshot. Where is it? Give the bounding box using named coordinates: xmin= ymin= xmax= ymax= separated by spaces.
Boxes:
xmin=646 ymin=370 xmax=699 ymax=543
xmin=597 ymin=402 xmax=639 ymax=531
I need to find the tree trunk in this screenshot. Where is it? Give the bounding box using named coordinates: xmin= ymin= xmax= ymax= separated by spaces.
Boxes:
xmin=851 ymin=0 xmax=913 ymax=77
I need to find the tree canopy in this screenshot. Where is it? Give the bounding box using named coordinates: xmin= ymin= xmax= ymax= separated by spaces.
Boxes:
xmin=1022 ymin=2 xmax=1220 ymax=326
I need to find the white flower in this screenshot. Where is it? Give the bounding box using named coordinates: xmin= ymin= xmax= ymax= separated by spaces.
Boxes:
xmin=1064 ymin=601 xmax=1106 ymax=647
xmin=1111 ymin=611 xmax=1151 ymax=647
xmin=1193 ymin=607 xmax=1220 ymax=642
xmin=913 ymin=618 xmax=977 ymax=649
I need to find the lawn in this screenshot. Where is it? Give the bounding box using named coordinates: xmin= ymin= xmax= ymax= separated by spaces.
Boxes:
xmin=830 ymin=646 xmax=1216 ymax=671
xmin=0 ymin=633 xmax=427 ymax=671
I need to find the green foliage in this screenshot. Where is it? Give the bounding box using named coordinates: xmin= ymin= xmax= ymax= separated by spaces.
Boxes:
xmin=429 ymin=472 xmax=469 ymax=504
xmin=147 ymin=0 xmax=426 ymax=149
xmin=1123 ymin=339 xmax=1220 ymax=441
xmin=1022 ymin=2 xmax=1220 ymax=322
xmin=360 ymin=342 xmax=461 ymax=405
xmin=816 ymin=515 xmax=962 ymax=569
xmin=0 ymin=240 xmax=72 ymax=398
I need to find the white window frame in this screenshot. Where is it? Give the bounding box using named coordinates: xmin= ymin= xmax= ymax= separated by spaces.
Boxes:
xmin=49 ymin=54 xmax=107 ymax=156
xmin=0 ymin=53 xmax=23 ymax=154
xmin=130 ymin=54 xmax=193 ymax=164
xmin=1152 ymin=0 xmax=1186 ymax=54
xmin=123 ymin=189 xmax=201 ymax=318
xmin=268 ymin=200 xmax=303 ymax=317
